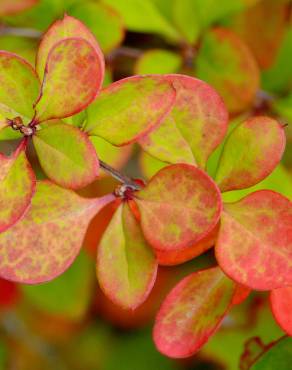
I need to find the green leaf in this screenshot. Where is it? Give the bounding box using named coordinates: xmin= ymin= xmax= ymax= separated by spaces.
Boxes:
xmin=215 ymin=116 xmax=286 ymax=192
xmin=0 ymin=36 xmax=37 ymax=66
xmin=97 ymin=202 xmax=158 ymax=309
xmin=0 ymin=141 xmax=36 ymax=233
xmin=196 ymin=28 xmax=260 ymax=113
xmin=68 ymin=1 xmax=124 ymax=54
xmin=153 ymin=266 xmax=235 ymax=358
xmin=135 ymin=49 xmax=182 ymax=74
xmin=85 ymin=75 xmax=176 ymax=146
xmin=0 ymin=0 xmax=38 ymax=16
xmin=172 ymin=0 xmax=200 ymax=43
xmin=0 ymin=51 xmax=40 ymax=124
xmin=33 ymin=122 xmax=99 ymax=189
xmin=139 ymin=75 xmax=228 ymax=168
xmin=22 ymin=251 xmax=94 ymax=320
xmin=139 ymin=151 xmax=167 ymax=180
xmin=35 ymin=38 xmax=103 ymax=122
xmin=0 ymin=181 xmax=115 ymax=283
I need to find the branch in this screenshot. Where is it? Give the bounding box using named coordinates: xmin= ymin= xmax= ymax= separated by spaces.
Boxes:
xmin=99 ymin=160 xmax=141 ymax=190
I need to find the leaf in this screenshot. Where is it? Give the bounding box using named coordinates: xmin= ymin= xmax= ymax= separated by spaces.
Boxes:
xmin=196 ymin=28 xmax=260 ymax=113
xmin=135 ymin=49 xmax=182 ymax=74
xmin=22 ymin=251 xmax=94 ymax=319
xmin=36 ymin=14 xmax=104 ymax=81
xmin=85 ymin=75 xmax=176 ymax=146
xmin=0 ymin=35 xmax=37 ymax=66
xmin=232 ymin=284 xmax=251 ymax=305
xmin=215 ymin=116 xmax=286 ymax=192
xmin=250 ymin=337 xmax=292 ymax=370
xmin=134 ymin=164 xmax=222 ymax=251
xmin=270 ymin=286 xmax=292 ymax=336
xmin=97 ymin=202 xmax=158 ymax=309
xmin=68 ymin=1 xmax=124 ymax=54
xmin=33 ymin=122 xmax=99 ymax=189
xmin=0 ymin=181 xmax=115 ymax=283
xmin=0 ymin=0 xmax=38 ymax=16
xmin=35 ymin=38 xmax=103 ymax=122
xmin=153 ymin=266 xmax=235 ymax=358
xmin=172 ymin=0 xmax=200 ymax=43
xmin=139 ymin=75 xmax=228 ymax=168
xmin=240 ymin=337 xmax=269 ymax=370
xmin=0 ymin=51 xmax=40 ymax=123
xmin=216 ymin=190 xmax=292 ymax=290
xmin=139 ymin=151 xmax=167 ymax=180
xmin=0 ymin=141 xmax=36 ymax=233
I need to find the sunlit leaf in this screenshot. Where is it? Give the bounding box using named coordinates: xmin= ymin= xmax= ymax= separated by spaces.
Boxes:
xmin=196 ymin=28 xmax=259 ymax=113
xmin=134 ymin=164 xmax=222 ymax=251
xmin=0 ymin=181 xmax=115 ymax=283
xmin=172 ymin=0 xmax=200 ymax=43
xmin=135 ymin=49 xmax=182 ymax=74
xmin=0 ymin=141 xmax=35 ymax=233
xmin=215 ymin=116 xmax=286 ymax=192
xmin=0 ymin=0 xmax=38 ymax=16
xmin=0 ymin=36 xmax=37 ymax=66
xmin=97 ymin=202 xmax=158 ymax=309
xmin=85 ymin=75 xmax=176 ymax=146
xmin=153 ymin=266 xmax=235 ymax=358
xmin=270 ymin=286 xmax=292 ymax=336
xmin=0 ymin=51 xmax=40 ymax=123
xmin=33 ymin=122 xmax=99 ymax=189
xmin=139 ymin=75 xmax=228 ymax=168
xmin=35 ymin=38 xmax=103 ymax=122
xmin=216 ymin=190 xmax=292 ymax=290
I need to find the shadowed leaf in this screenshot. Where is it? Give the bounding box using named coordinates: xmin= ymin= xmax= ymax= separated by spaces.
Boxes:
xmin=139 ymin=75 xmax=228 ymax=168
xmin=270 ymin=286 xmax=292 ymax=336
xmin=97 ymin=202 xmax=158 ymax=309
xmin=85 ymin=75 xmax=176 ymax=146
xmin=134 ymin=164 xmax=222 ymax=251
xmin=33 ymin=122 xmax=99 ymax=189
xmin=153 ymin=266 xmax=235 ymax=358
xmin=215 ymin=116 xmax=286 ymax=192
xmin=0 ymin=142 xmax=36 ymax=233
xmin=216 ymin=190 xmax=292 ymax=290
xmin=0 ymin=181 xmax=115 ymax=283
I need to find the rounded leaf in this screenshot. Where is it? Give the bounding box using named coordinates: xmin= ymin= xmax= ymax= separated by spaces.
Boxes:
xmin=85 ymin=75 xmax=176 ymax=146
xmin=0 ymin=0 xmax=37 ymax=16
xmin=139 ymin=75 xmax=228 ymax=168
xmin=0 ymin=181 xmax=115 ymax=283
xmin=134 ymin=164 xmax=222 ymax=251
xmin=135 ymin=49 xmax=182 ymax=75
xmin=153 ymin=266 xmax=235 ymax=358
xmin=270 ymin=286 xmax=292 ymax=336
xmin=215 ymin=116 xmax=286 ymax=192
xmin=97 ymin=203 xmax=158 ymax=309
xmin=216 ymin=190 xmax=292 ymax=290
xmin=33 ymin=122 xmax=99 ymax=189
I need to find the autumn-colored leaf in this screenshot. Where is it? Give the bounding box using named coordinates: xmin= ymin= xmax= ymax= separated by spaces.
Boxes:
xmin=215 ymin=116 xmax=286 ymax=192
xmin=0 ymin=51 xmax=40 ymax=123
xmin=196 ymin=28 xmax=260 ymax=113
xmin=36 ymin=14 xmax=104 ymax=81
xmin=35 ymin=38 xmax=103 ymax=122
xmin=0 ymin=0 xmax=38 ymax=16
xmin=232 ymin=284 xmax=251 ymax=305
xmin=85 ymin=75 xmax=176 ymax=146
xmin=139 ymin=75 xmax=228 ymax=168
xmin=0 ymin=141 xmax=35 ymax=233
xmin=97 ymin=202 xmax=158 ymax=309
xmin=153 ymin=266 xmax=235 ymax=358
xmin=216 ymin=190 xmax=292 ymax=290
xmin=0 ymin=181 xmax=115 ymax=284
xmin=134 ymin=164 xmax=222 ymax=251
xmin=33 ymin=122 xmax=99 ymax=189
xmin=270 ymin=286 xmax=292 ymax=336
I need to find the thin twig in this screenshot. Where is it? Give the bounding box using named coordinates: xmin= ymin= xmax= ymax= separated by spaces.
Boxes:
xmin=99 ymin=160 xmax=141 ymax=190
xmin=0 ymin=26 xmax=41 ymax=38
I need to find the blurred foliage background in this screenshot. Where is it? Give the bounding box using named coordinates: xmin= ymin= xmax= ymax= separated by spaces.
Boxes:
xmin=0 ymin=0 xmax=291 ymax=369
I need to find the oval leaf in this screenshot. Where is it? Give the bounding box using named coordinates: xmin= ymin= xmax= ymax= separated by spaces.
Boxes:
xmin=216 ymin=190 xmax=292 ymax=290
xmin=134 ymin=164 xmax=222 ymax=251
xmin=35 ymin=38 xmax=103 ymax=122
xmin=153 ymin=266 xmax=235 ymax=358
xmin=97 ymin=202 xmax=158 ymax=309
xmin=0 ymin=142 xmax=36 ymax=233
xmin=36 ymin=14 xmax=104 ymax=81
xmin=135 ymin=49 xmax=182 ymax=75
xmin=196 ymin=27 xmax=260 ymax=113
xmin=0 ymin=0 xmax=37 ymax=16
xmin=0 ymin=181 xmax=115 ymax=284
xmin=139 ymin=75 xmax=228 ymax=168
xmin=270 ymin=286 xmax=292 ymax=336
xmin=33 ymin=122 xmax=99 ymax=189
xmin=215 ymin=116 xmax=286 ymax=192
xmin=85 ymin=75 xmax=176 ymax=146
xmin=0 ymin=51 xmax=40 ymax=122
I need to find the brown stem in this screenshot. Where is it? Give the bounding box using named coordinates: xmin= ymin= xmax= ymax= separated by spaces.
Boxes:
xmin=0 ymin=25 xmax=41 ymax=38
xmin=99 ymin=160 xmax=141 ymax=190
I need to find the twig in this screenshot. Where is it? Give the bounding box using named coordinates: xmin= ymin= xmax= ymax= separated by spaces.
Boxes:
xmin=0 ymin=26 xmax=41 ymax=38
xmin=99 ymin=160 xmax=141 ymax=190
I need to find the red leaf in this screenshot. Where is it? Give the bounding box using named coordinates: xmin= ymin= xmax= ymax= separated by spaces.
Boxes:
xmin=153 ymin=266 xmax=235 ymax=358
xmin=0 ymin=0 xmax=38 ymax=16
xmin=270 ymin=286 xmax=292 ymax=335
xmin=232 ymin=284 xmax=251 ymax=305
